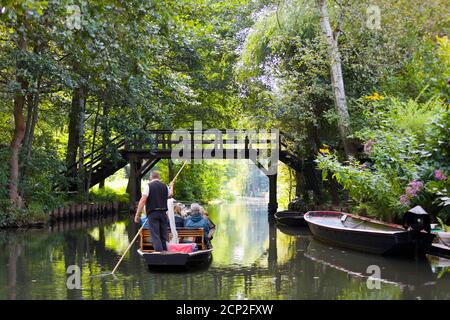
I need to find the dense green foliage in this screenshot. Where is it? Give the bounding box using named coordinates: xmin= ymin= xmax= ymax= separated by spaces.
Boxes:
xmin=0 ymin=0 xmax=448 ymax=226
xmin=236 ymin=0 xmax=448 ymax=152
xmin=0 ymin=0 xmax=254 ymax=225
xmin=318 ymin=97 xmax=449 ymax=221
xmin=317 ymin=36 xmax=450 ymax=220
xmin=238 ymin=0 xmax=449 ymax=220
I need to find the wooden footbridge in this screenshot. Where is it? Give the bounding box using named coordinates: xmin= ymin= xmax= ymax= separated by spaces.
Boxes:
xmin=65 ymin=130 xmax=304 ymax=214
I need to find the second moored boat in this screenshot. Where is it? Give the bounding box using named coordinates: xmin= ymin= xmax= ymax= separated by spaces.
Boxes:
xmin=304 ymin=210 xmax=435 ymax=257
xmin=274 ymin=210 xmax=307 ymax=227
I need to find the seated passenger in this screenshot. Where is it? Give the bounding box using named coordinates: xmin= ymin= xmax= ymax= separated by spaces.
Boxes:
xmin=202 ymin=210 xmax=216 ymax=242
xmin=174 ymin=204 xmax=185 ymax=228
xmin=184 ymin=203 xmax=209 ymax=245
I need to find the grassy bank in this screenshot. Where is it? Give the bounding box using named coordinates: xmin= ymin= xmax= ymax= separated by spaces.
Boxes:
xmin=0 ymin=186 xmax=128 ymax=228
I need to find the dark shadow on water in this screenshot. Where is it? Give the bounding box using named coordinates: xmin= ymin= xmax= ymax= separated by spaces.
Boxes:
xmin=275 ymin=224 xmax=311 ymax=236
xmin=147 ymin=258 xmax=213 ymax=274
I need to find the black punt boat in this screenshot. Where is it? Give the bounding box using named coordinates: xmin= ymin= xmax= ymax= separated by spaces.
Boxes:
xmin=137 ymin=248 xmax=212 ymax=268
xmin=138 ymin=227 xmax=212 ymax=269
xmin=274 ymin=210 xmax=307 ymax=227
xmin=304 ymin=211 xmax=435 ymax=256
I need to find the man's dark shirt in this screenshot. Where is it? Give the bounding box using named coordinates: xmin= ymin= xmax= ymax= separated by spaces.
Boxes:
xmin=145 ymin=180 xmax=168 ymax=213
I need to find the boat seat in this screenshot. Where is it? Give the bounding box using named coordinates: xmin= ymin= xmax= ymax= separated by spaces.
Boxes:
xmin=140 ymin=227 xmax=206 ymax=252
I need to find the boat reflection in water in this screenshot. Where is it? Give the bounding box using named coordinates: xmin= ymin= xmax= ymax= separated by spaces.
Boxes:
xmin=275 ymin=224 xmax=311 ymax=237
xmin=305 ymin=239 xmax=450 ymax=298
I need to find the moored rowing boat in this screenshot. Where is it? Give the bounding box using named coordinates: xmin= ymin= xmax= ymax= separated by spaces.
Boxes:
xmin=304 ymin=211 xmax=435 ymax=257
xmin=274 ymin=210 xmax=307 ymax=227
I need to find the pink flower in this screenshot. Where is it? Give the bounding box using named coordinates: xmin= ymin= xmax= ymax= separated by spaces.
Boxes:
xmin=435 ymin=169 xmax=448 ymax=181
xmin=405 ymin=180 xmax=423 ymax=197
xmin=400 ymin=195 xmax=410 ymax=206
xmin=363 ymin=139 xmax=375 ymax=154
xmin=400 ymin=180 xmax=424 ymax=206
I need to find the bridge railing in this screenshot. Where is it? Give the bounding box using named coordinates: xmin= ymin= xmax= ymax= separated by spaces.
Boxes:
xmin=66 ymin=136 xmax=125 ymax=173
xmin=125 ymin=129 xmax=281 ymax=155
xmin=68 ymin=129 xmax=296 ymax=175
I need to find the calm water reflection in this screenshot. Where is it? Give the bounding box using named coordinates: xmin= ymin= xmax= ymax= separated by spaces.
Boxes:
xmin=1 ymin=199 xmax=450 ymax=300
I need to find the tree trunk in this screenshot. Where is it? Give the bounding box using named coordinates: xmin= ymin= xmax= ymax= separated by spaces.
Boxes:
xmin=86 ymin=102 xmax=101 ymax=194
xmin=99 ymin=91 xmax=110 ymax=189
xmin=23 ymin=42 xmax=43 ymax=166
xmin=295 ymin=170 xmax=304 ymax=199
xmin=25 ymin=92 xmax=39 ymax=162
xmin=66 ymin=86 xmax=85 ymax=191
xmin=317 ymin=0 xmax=351 ymax=156
xmin=9 ymin=97 xmax=26 ymax=207
xmin=22 ymin=80 xmax=40 ymax=178
xmin=9 ymin=25 xmax=28 ymax=207
xmin=77 ymin=93 xmax=86 ymax=194
xmin=329 ymin=176 xmax=340 ymax=206
xmin=23 ymin=94 xmax=33 ymax=151
xmin=304 ymin=158 xmax=323 ymax=203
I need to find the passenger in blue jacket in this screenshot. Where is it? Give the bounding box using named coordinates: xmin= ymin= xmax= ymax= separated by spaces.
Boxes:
xmin=184 ymin=203 xmax=209 ymax=245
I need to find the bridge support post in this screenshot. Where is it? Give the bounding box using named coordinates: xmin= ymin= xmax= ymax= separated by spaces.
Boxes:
xmin=128 ymin=155 xmax=142 ymax=211
xmin=268 ymin=173 xmax=278 ymax=215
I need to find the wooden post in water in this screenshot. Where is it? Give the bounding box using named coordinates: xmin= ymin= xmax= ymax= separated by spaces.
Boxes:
xmin=58 ymin=207 xmax=64 ymax=220
xmin=71 ymin=204 xmax=77 ymax=220
xmin=78 ymin=205 xmax=82 ymax=219
xmin=75 ymin=204 xmax=81 ymax=219
xmin=49 ymin=209 xmax=55 ymax=220
xmin=82 ymin=204 xmax=87 ymax=218
xmin=268 ymin=173 xmax=278 ymax=215
xmin=127 ymin=154 xmax=142 ymax=211
xmin=98 ymin=203 xmax=103 ymax=217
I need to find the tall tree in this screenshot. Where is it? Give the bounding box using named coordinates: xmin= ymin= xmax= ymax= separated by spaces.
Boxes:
xmin=66 ymin=85 xmax=86 ymax=190
xmin=9 ymin=12 xmax=28 ymax=207
xmin=316 ymin=0 xmax=351 ymax=156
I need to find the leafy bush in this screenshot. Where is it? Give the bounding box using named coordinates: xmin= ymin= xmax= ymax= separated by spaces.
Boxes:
xmin=89 ymin=187 xmax=128 ymax=204
xmin=19 ymin=146 xmax=67 ymax=210
xmin=0 ymin=147 xmax=10 ymax=199
xmin=0 ymin=146 xmax=65 ymax=227
xmin=383 ymin=36 xmax=450 ymax=103
xmin=317 ymin=97 xmax=449 ymax=221
xmin=0 ymin=199 xmax=47 ymax=228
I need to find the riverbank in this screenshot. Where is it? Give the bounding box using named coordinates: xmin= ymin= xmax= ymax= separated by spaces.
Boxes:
xmin=0 ymin=187 xmax=128 ymax=229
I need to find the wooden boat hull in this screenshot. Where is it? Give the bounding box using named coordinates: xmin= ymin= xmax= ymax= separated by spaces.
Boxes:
xmin=274 ymin=210 xmax=307 ymax=227
xmin=305 ymin=211 xmax=435 ymax=256
xmin=137 ymin=249 xmax=213 ymax=268
xmin=430 ymin=243 xmax=450 ymax=259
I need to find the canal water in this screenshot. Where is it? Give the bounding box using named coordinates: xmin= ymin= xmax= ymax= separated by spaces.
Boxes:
xmin=1 ymin=199 xmax=450 ymax=300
